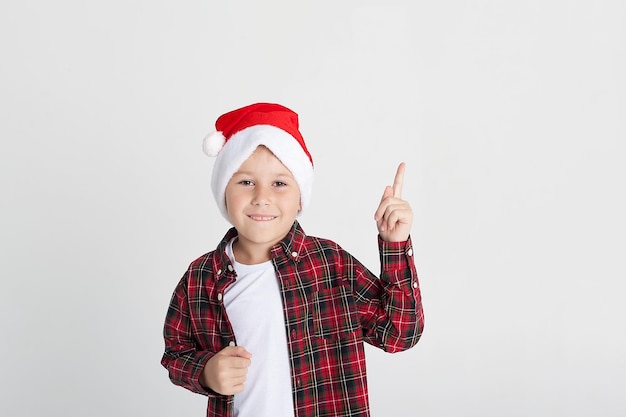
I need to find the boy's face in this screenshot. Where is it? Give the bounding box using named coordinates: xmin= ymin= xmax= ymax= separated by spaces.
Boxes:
xmin=225 ymin=145 xmax=302 ymax=254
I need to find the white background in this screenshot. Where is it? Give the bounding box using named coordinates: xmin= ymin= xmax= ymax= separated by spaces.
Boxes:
xmin=1 ymin=1 xmax=625 ymax=416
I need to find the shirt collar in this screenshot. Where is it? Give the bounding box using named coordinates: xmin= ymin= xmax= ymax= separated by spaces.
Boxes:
xmin=211 ymin=221 xmax=307 ymax=278
xmin=272 ymin=220 xmax=307 ymax=263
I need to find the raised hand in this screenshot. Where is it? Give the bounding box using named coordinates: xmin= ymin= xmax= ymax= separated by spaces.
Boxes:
xmin=374 ymin=162 xmax=413 ymax=242
xmin=200 ymin=346 xmax=252 ymax=395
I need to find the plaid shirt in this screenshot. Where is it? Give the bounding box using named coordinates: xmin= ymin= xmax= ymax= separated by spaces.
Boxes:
xmin=161 ymin=221 xmax=424 ymax=417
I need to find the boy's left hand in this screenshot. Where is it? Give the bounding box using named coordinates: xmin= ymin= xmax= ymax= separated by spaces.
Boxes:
xmin=374 ymin=162 xmax=413 ymax=242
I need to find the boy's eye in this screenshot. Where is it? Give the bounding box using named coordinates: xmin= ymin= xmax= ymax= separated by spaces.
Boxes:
xmin=274 ymin=181 xmax=287 ymax=187
xmin=239 ymin=180 xmax=254 ymax=186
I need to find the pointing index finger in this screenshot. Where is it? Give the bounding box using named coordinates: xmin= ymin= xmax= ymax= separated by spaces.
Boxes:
xmin=392 ymin=162 xmax=406 ymax=198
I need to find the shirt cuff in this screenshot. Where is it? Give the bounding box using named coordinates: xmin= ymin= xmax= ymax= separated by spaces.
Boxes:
xmin=378 ymin=235 xmax=417 ymax=285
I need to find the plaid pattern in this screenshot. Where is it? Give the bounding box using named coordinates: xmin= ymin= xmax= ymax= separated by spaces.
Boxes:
xmin=161 ymin=221 xmax=424 ymax=417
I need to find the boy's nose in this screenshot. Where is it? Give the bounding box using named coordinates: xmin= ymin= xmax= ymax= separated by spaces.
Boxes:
xmin=251 ymin=186 xmax=271 ymax=205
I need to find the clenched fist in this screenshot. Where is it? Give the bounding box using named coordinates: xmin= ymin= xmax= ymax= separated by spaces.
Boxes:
xmin=200 ymin=346 xmax=252 ymax=395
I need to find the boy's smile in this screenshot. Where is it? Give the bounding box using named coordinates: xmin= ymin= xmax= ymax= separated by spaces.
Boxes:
xmin=247 ymin=215 xmax=277 ymax=221
xmin=225 ymin=145 xmax=302 ymax=264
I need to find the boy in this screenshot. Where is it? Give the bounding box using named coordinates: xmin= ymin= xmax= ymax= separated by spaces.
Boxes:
xmin=161 ymin=102 xmax=424 ymax=417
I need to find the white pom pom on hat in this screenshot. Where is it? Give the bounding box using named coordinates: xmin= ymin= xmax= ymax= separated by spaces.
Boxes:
xmin=202 ymin=131 xmax=226 ymax=157
xmin=203 ymin=102 xmax=314 ymax=223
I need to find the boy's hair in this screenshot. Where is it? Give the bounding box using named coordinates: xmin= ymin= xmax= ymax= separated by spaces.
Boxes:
xmin=202 ymin=103 xmax=314 ymax=223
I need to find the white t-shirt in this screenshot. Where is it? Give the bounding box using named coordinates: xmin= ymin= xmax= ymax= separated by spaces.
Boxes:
xmin=225 ymin=239 xmax=295 ymax=417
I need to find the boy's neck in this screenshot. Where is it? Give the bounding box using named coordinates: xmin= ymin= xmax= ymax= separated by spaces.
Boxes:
xmin=232 ymin=238 xmax=272 ymax=265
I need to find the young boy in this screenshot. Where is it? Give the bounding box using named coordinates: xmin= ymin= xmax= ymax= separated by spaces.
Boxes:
xmin=161 ymin=102 xmax=424 ymax=417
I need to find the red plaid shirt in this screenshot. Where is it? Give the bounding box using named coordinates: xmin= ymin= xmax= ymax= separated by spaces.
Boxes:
xmin=161 ymin=221 xmax=424 ymax=417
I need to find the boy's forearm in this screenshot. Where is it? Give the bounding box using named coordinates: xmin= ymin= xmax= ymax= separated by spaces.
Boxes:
xmin=161 ymin=275 xmax=216 ymax=395
xmin=363 ymin=235 xmax=424 ymax=352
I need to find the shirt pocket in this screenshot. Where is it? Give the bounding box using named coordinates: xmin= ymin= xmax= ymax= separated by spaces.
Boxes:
xmin=311 ymin=285 xmax=361 ymax=341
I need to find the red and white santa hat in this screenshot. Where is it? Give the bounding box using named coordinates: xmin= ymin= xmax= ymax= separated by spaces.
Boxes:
xmin=203 ymin=102 xmax=314 ymax=223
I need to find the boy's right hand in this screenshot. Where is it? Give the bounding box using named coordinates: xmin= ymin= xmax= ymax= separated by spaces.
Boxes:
xmin=200 ymin=346 xmax=252 ymax=395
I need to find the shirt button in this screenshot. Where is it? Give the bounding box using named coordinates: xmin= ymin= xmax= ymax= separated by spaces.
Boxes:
xmin=296 ymin=378 xmax=301 ymax=387
xmin=291 ymin=251 xmax=298 ymax=258
xmin=413 ymin=282 xmax=418 ymax=289
xmin=217 ymin=269 xmax=222 ymax=275
xmin=229 ymin=341 xmax=236 ymax=347
xmin=227 ymin=264 xmax=234 ymax=272
xmin=407 ymin=248 xmax=413 ymax=257
xmin=291 ymin=329 xmax=296 ymax=339
xmin=217 ymin=293 xmax=223 ymax=301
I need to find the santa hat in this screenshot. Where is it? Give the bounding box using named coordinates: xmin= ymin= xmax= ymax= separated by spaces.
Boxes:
xmin=202 ymin=102 xmax=314 ymax=223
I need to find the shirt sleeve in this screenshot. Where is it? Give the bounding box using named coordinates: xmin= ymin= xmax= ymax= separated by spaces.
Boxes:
xmin=353 ymin=235 xmax=424 ymax=352
xmin=160 ymin=273 xmax=214 ymax=396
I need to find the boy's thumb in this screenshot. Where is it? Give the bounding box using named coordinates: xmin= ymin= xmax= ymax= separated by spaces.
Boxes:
xmin=227 ymin=345 xmax=252 ymax=358
xmin=380 ymin=185 xmax=393 ymax=203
